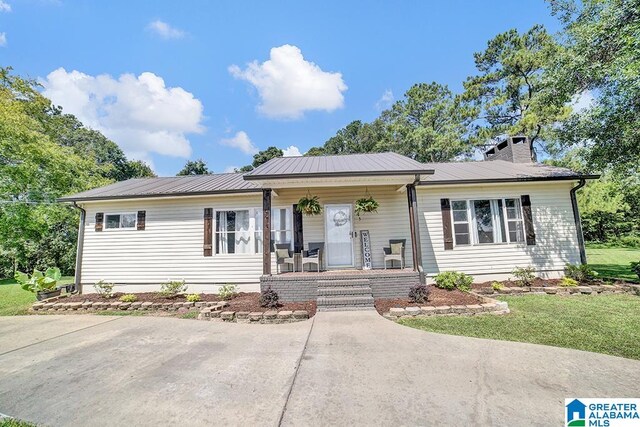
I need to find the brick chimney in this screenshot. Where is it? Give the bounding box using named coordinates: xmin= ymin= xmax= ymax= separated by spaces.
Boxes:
xmin=483 ymin=136 xmax=534 ymax=163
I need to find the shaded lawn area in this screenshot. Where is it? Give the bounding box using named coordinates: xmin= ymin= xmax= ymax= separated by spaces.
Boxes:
xmin=398 ymin=295 xmax=640 ymax=360
xmin=586 ymin=246 xmax=639 ymax=282
xmin=0 ymin=276 xmax=74 ymax=316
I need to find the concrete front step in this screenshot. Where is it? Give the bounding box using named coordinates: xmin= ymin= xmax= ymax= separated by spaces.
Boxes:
xmin=316 ymin=279 xmax=371 ymax=288
xmin=318 ymin=306 xmax=377 ymax=312
xmin=317 ymin=296 xmax=375 ymax=307
xmin=317 ymin=286 xmax=372 ymax=297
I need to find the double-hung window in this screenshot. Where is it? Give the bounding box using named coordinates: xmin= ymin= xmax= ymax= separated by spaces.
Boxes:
xmin=450 ymin=198 xmax=525 ymax=245
xmin=254 ymin=207 xmax=293 ymax=253
xmin=104 ymin=213 xmax=136 ymax=230
xmin=214 ymin=207 xmax=293 ymax=254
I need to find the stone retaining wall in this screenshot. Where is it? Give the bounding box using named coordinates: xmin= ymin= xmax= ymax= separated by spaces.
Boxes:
xmin=198 ymin=307 xmax=309 ymax=323
xmin=474 ymin=283 xmax=640 ymax=297
xmin=384 ymin=298 xmax=509 ymax=320
xmin=31 ymin=300 xmax=228 ymax=313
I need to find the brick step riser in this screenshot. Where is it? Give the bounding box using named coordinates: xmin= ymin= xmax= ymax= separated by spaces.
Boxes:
xmin=317 ymin=297 xmax=374 ymax=306
xmin=317 ymin=287 xmax=372 ymax=297
xmin=316 ymin=280 xmax=371 ymax=288
xmin=318 ymin=306 xmax=376 ymax=312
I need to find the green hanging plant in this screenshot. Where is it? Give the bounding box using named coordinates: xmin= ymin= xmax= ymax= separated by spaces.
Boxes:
xmin=354 ymin=189 xmax=379 ymax=219
xmin=297 ymin=193 xmax=322 ymax=216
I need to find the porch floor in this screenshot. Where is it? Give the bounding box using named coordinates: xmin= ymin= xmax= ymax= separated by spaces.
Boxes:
xmin=265 ymin=267 xmax=417 ymax=278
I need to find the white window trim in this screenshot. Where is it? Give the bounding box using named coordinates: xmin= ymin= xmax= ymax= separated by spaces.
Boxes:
xmin=103 ymin=212 xmax=137 ymax=231
xmin=212 ymin=206 xmax=293 ymax=256
xmin=450 ymin=198 xmax=525 ymax=247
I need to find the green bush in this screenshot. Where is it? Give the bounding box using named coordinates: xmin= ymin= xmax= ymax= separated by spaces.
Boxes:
xmin=218 ymin=284 xmax=238 ymax=300
xmin=158 ymin=280 xmax=188 ymax=297
xmin=492 ymin=282 xmax=504 ymax=291
xmin=93 ymin=280 xmax=115 ymax=298
xmin=560 ymin=277 xmax=579 ymax=287
xmin=434 ymin=271 xmax=473 ymax=292
xmin=564 ymin=264 xmax=598 ymax=282
xmin=511 ymin=266 xmax=536 ymax=287
xmin=120 ymin=294 xmax=137 ymax=302
xmin=186 ymin=293 xmax=202 ymax=302
xmin=631 ymin=261 xmax=640 ymax=280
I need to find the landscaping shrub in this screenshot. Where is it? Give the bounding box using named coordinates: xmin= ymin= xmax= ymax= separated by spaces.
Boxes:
xmin=120 ymin=294 xmax=137 ymax=302
xmin=560 ymin=277 xmax=578 ymax=287
xmin=218 ymin=284 xmax=238 ymax=300
xmin=158 ymin=280 xmax=188 ymax=297
xmin=186 ymin=293 xmax=201 ymax=302
xmin=408 ymin=284 xmax=430 ymax=303
xmin=259 ymin=286 xmax=280 ymax=308
xmin=564 ymin=264 xmax=598 ymax=282
xmin=434 ymin=271 xmax=473 ymax=292
xmin=492 ymin=282 xmax=504 ymax=291
xmin=631 ymin=261 xmax=640 ymax=280
xmin=511 ymin=266 xmax=536 ymax=286
xmin=93 ymin=280 xmax=115 ymax=299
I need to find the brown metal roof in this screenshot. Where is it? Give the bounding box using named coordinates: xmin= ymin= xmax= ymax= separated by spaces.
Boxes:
xmin=243 ymin=152 xmax=434 ymax=180
xmin=59 ymin=154 xmax=597 ymax=202
xmin=420 ymin=160 xmax=598 ymax=185
xmin=58 ymin=173 xmax=260 ymax=202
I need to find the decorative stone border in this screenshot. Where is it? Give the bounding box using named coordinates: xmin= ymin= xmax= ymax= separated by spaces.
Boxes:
xmin=31 ymin=300 xmax=228 ymax=313
xmin=474 ymin=283 xmax=640 ymax=297
xmin=383 ymin=297 xmax=509 ymax=320
xmin=197 ymin=307 xmax=309 ymax=323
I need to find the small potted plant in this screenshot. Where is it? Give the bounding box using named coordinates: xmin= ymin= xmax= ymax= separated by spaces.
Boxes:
xmin=297 ymin=193 xmax=322 ymax=216
xmin=354 ymin=191 xmax=379 ymax=219
xmin=15 ymin=267 xmax=63 ymax=301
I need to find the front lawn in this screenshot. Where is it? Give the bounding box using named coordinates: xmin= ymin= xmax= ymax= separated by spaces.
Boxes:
xmin=398 ymin=295 xmax=640 ymax=360
xmin=0 ymin=276 xmax=74 ymax=316
xmin=586 ymin=246 xmax=639 ymax=282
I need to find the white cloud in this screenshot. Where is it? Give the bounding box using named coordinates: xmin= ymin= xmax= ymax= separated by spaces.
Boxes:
xmin=375 ymin=89 xmax=394 ymax=110
xmin=571 ymin=90 xmax=595 ymax=112
xmin=220 ymin=131 xmax=258 ymax=155
xmin=282 ymin=145 xmax=302 ymax=157
xmin=0 ymin=33 xmax=6 ymax=47
xmin=0 ymin=1 xmax=10 ymax=12
xmin=147 ymin=20 xmax=185 ymax=40
xmin=41 ymin=68 xmax=204 ymax=162
xmin=229 ymin=44 xmax=347 ymax=119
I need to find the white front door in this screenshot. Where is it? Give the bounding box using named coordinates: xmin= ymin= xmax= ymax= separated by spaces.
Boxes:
xmin=325 ymin=204 xmax=354 ymax=268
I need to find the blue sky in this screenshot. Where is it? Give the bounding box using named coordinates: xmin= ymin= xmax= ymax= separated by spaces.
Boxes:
xmin=1 ymin=0 xmax=560 ymax=176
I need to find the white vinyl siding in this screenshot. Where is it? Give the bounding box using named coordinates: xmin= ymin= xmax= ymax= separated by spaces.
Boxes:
xmin=417 ymin=182 xmax=580 ymax=280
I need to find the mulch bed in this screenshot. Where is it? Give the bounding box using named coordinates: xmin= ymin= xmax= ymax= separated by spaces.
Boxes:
xmin=472 ymin=278 xmax=562 ymax=289
xmin=374 ymin=287 xmax=483 ymax=315
xmin=64 ymin=292 xmax=317 ymax=317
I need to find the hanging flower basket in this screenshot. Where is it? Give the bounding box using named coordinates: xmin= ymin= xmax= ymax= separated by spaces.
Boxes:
xmin=354 ymin=195 xmax=379 ymax=219
xmin=297 ymin=194 xmax=322 ymax=216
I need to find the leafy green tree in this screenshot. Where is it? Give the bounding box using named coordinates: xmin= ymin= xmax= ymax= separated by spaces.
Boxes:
xmin=239 ymin=146 xmax=284 ymax=171
xmin=177 ymin=159 xmax=210 ymax=176
xmin=379 ymin=83 xmax=476 ymax=162
xmin=463 ymin=25 xmax=567 ymax=159
xmin=547 ymin=0 xmax=640 ymax=172
xmin=305 ymin=146 xmax=326 ymax=157
xmin=122 ymin=160 xmax=155 ymax=179
xmin=321 ymin=120 xmax=384 ymax=155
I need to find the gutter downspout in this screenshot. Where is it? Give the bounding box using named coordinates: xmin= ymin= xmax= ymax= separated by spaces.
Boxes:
xmin=72 ymin=202 xmax=86 ymax=293
xmin=570 ymin=179 xmax=587 ymax=265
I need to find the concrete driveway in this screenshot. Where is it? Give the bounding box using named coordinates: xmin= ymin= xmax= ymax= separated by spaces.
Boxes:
xmin=1 ymin=313 xmax=638 ymax=426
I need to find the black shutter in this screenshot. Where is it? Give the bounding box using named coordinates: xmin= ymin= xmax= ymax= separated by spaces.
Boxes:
xmin=440 ymin=199 xmax=453 ymax=250
xmin=137 ymin=211 xmax=146 ymax=230
xmin=293 ymin=204 xmax=304 ymax=253
xmin=521 ymin=195 xmax=536 ymax=245
xmin=95 ymin=213 xmax=104 ymax=232
xmin=203 ymin=208 xmax=213 ymax=256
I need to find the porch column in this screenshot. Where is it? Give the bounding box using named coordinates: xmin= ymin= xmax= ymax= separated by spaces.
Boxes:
xmin=407 ymin=183 xmax=424 ymax=283
xmin=262 ymin=189 xmax=272 ymax=275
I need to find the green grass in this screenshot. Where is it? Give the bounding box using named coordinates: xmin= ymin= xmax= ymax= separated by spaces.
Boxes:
xmin=399 ymin=295 xmax=640 ymax=360
xmin=0 ymin=276 xmax=74 ymax=316
xmin=586 ymin=246 xmax=640 ymax=282
xmin=0 ymin=419 xmax=37 ymax=427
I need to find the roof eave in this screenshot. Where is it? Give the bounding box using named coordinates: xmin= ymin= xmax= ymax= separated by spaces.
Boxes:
xmin=57 ymin=188 xmax=263 ymax=203
xmin=418 ymin=174 xmax=600 ymax=186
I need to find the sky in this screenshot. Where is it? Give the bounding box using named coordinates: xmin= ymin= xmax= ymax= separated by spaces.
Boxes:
xmin=1 ymin=0 xmax=562 ymax=176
